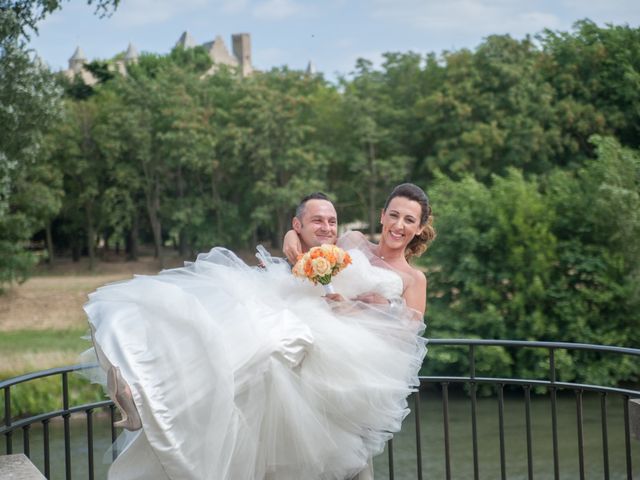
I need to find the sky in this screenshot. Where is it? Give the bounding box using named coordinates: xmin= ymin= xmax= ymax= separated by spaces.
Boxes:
xmin=28 ymin=0 xmax=640 ymax=81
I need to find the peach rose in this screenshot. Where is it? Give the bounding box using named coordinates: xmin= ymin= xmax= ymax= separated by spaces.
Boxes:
xmin=311 ymin=257 xmax=332 ymax=276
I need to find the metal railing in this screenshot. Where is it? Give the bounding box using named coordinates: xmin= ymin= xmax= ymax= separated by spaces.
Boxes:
xmin=389 ymin=339 xmax=640 ymax=480
xmin=1 ymin=365 xmax=116 ymax=480
xmin=2 ymin=339 xmax=640 ymax=479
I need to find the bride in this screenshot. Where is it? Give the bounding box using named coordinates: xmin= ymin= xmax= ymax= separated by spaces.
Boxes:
xmin=84 ymin=183 xmax=435 ymax=480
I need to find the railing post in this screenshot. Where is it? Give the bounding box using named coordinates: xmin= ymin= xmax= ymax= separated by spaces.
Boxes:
xmin=549 ymin=348 xmax=559 ymax=480
xmin=4 ymin=386 xmax=12 ymax=455
xmin=524 ymin=385 xmax=533 ymax=480
xmin=442 ymin=382 xmax=451 ymax=480
xmin=575 ymin=390 xmax=585 ymax=480
xmin=624 ymin=396 xmax=633 ymax=479
xmin=62 ymin=372 xmax=72 ymax=480
xmin=110 ymin=404 xmax=118 ymax=460
xmin=498 ymin=384 xmax=506 ymax=480
xmin=43 ymin=419 xmax=51 ymax=479
xmin=387 ymin=437 xmax=394 ymax=480
xmin=87 ymin=409 xmax=94 ymax=480
xmin=630 ymin=398 xmax=640 ymax=441
xmin=469 ymin=345 xmax=479 ymax=480
xmin=600 ymin=393 xmax=610 ymax=480
xmin=414 ymin=390 xmax=423 ymax=480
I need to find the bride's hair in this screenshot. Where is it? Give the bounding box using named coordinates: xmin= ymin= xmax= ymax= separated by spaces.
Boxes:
xmin=383 ymin=183 xmax=436 ymax=259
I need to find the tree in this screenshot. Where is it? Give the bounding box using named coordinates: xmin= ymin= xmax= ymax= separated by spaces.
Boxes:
xmin=545 ymin=136 xmax=640 ymax=384
xmin=420 ymin=137 xmax=640 ymax=386
xmin=340 ymin=59 xmax=412 ymax=234
xmin=2 ymin=0 xmax=119 ymax=37
xmin=229 ymin=69 xmax=329 ymax=246
xmin=0 ymin=0 xmax=120 ymax=286
xmin=540 ymin=20 xmax=640 ymax=150
xmin=0 ymin=9 xmax=62 ymax=287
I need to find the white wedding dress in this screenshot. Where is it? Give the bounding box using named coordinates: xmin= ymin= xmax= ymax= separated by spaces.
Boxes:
xmin=84 ymin=233 xmax=427 ymax=480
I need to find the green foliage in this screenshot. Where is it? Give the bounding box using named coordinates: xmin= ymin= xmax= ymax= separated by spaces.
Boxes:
xmin=424 ymin=169 xmax=556 ymax=340
xmin=169 ymin=45 xmax=213 ymax=74
xmin=0 ymin=328 xmax=102 ymax=415
xmin=0 ymin=328 xmax=88 ymax=356
xmin=540 ymin=20 xmax=640 ymax=149
xmin=0 ymin=8 xmax=62 ymax=288
xmin=4 ymin=376 xmax=105 ymax=418
xmin=421 ymin=137 xmax=640 ymax=386
xmin=3 ymin=15 xmax=640 ymax=387
xmin=1 ymin=0 xmax=119 ymax=37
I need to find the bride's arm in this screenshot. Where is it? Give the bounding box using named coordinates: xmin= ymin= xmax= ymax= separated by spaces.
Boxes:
xmin=403 ymin=271 xmax=427 ymax=315
xmin=282 ymin=230 xmax=302 ymax=264
xmin=354 ymin=271 xmax=426 ymax=317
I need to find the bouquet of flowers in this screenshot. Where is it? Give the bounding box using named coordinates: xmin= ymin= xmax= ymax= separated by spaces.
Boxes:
xmin=292 ymin=244 xmax=352 ymax=294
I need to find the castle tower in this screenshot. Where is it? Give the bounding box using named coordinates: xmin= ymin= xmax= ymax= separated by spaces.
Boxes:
xmin=124 ymin=43 xmax=139 ymax=65
xmin=232 ymin=33 xmax=252 ymax=77
xmin=175 ymin=31 xmax=197 ymax=49
xmin=305 ymin=60 xmax=316 ymax=76
xmin=201 ymin=35 xmax=239 ymax=72
xmin=68 ymin=46 xmax=87 ymax=73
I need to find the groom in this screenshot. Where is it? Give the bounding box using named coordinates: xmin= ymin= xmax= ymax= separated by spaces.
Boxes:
xmin=285 ymin=192 xmax=338 ymax=260
xmin=285 ymin=192 xmax=375 ymax=480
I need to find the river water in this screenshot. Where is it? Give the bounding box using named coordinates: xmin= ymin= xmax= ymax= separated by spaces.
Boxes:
xmin=8 ymin=390 xmax=639 ymax=479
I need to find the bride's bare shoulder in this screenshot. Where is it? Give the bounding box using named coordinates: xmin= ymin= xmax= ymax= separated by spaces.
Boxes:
xmin=409 ymin=267 xmax=427 ymax=288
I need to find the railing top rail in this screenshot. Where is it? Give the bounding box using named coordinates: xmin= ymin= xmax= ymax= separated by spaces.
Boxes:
xmin=428 ymin=338 xmax=640 ymax=356
xmin=0 ymin=364 xmax=93 ymax=389
xmin=420 ymin=376 xmax=640 ymax=396
xmin=2 ymin=338 xmax=639 ymax=389
xmin=0 ymin=400 xmax=113 ymax=434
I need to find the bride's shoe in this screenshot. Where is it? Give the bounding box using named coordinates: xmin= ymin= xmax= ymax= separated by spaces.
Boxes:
xmin=107 ymin=366 xmax=142 ymax=431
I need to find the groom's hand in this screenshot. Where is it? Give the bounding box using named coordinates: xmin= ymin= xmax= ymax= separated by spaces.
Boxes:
xmin=324 ymin=293 xmax=346 ymax=302
xmin=354 ymin=292 xmax=389 ymax=305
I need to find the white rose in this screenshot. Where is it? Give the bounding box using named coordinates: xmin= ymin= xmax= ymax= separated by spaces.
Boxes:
xmin=312 ymin=257 xmax=332 ymax=276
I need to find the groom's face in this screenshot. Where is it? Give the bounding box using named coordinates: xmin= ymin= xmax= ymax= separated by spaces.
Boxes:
xmin=293 ymin=199 xmax=338 ymax=251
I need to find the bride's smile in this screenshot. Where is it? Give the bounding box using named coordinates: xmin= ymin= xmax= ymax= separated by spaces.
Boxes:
xmin=379 ymin=196 xmax=424 ymax=253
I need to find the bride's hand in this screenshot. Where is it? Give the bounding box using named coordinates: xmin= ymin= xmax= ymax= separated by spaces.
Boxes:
xmin=283 ymin=230 xmax=302 ymax=264
xmin=324 ymin=293 xmax=346 ymax=302
xmin=354 ymin=292 xmax=388 ymax=305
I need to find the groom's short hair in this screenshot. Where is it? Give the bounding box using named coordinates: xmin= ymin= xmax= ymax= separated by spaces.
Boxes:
xmin=295 ymin=192 xmax=333 ymax=220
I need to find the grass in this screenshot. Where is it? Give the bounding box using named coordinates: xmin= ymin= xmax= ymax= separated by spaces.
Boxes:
xmin=0 ymin=328 xmax=90 ymax=378
xmin=0 ymin=251 xmax=257 ymax=414
xmin=0 ymin=328 xmax=88 ymax=353
xmin=0 ymin=255 xmax=170 ymax=380
xmin=0 ymin=256 xmax=153 ymax=415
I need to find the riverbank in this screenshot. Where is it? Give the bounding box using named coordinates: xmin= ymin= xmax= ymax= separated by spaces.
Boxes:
xmin=0 ymin=254 xmax=182 ymax=379
xmin=0 ymin=249 xmax=262 ymax=379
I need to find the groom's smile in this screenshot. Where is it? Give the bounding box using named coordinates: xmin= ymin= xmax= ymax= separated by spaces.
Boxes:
xmin=293 ymin=199 xmax=338 ymax=250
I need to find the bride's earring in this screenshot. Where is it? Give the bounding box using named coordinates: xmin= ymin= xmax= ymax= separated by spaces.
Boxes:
xmin=107 ymin=366 xmax=142 ymax=431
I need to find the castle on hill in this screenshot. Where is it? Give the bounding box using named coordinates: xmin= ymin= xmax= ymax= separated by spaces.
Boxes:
xmin=64 ymin=31 xmax=254 ymax=85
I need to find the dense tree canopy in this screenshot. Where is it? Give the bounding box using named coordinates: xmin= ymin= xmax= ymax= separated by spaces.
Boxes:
xmin=0 ymin=8 xmax=62 ymax=285
xmin=1 ymin=0 xmax=119 ymax=35
xmin=2 ymin=17 xmax=639 ymax=385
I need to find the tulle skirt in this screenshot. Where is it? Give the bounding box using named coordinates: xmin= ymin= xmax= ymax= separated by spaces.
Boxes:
xmin=84 ymin=247 xmax=427 ymax=480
